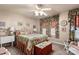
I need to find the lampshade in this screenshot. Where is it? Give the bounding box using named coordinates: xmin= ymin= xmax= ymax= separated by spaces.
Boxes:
xmin=33 ymin=28 xmax=37 ymax=32
xmin=34 ymin=11 xmax=47 ymax=16
xmin=10 ymin=27 xmax=15 ymax=32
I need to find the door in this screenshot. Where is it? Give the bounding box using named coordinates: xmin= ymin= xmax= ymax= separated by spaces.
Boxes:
xmin=50 ymin=18 xmax=59 ymax=38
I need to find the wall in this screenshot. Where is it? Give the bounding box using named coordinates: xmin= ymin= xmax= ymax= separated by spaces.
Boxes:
xmin=0 ymin=10 xmax=70 ymax=42
xmin=40 ymin=11 xmax=70 ymax=42
xmin=0 ymin=11 xmax=40 ymax=32
xmin=40 ymin=15 xmax=59 ymax=37
xmin=59 ymin=11 xmax=70 ymax=41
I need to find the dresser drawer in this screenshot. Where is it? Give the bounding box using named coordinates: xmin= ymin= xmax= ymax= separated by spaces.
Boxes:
xmin=0 ymin=36 xmax=15 ymax=44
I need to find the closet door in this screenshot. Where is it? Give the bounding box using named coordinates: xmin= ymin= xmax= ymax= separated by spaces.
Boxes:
xmin=50 ymin=20 xmax=56 ymax=37
xmin=50 ymin=18 xmax=59 ymax=38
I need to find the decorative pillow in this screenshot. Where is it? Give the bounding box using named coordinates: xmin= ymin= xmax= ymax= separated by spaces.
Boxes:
xmin=16 ymin=31 xmax=20 ymax=36
xmin=33 ymin=38 xmax=47 ymax=45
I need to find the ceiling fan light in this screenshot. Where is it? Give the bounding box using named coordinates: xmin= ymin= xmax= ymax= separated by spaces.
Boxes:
xmin=43 ymin=13 xmax=48 ymax=16
xmin=40 ymin=11 xmax=47 ymax=16
xmin=34 ymin=11 xmax=47 ymax=16
xmin=40 ymin=11 xmax=43 ymax=16
xmin=35 ymin=11 xmax=39 ymax=16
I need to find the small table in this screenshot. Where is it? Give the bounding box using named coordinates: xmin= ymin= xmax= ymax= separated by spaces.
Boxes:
xmin=34 ymin=41 xmax=53 ymax=55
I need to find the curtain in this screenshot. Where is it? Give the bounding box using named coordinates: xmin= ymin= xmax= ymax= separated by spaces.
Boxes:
xmin=76 ymin=15 xmax=79 ymax=27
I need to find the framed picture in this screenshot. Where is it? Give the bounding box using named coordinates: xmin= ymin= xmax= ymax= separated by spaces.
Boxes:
xmin=0 ymin=21 xmax=5 ymax=27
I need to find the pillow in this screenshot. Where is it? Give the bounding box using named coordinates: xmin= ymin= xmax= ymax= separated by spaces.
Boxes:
xmin=16 ymin=31 xmax=20 ymax=36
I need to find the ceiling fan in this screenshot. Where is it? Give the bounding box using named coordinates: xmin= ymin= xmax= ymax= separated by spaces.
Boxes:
xmin=33 ymin=4 xmax=52 ymax=16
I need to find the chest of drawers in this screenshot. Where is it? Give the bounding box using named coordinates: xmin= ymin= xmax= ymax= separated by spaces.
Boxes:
xmin=0 ymin=35 xmax=15 ymax=47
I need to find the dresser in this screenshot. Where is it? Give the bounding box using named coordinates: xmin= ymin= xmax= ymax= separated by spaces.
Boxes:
xmin=0 ymin=35 xmax=15 ymax=47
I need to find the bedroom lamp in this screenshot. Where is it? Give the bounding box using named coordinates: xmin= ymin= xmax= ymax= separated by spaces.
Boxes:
xmin=33 ymin=28 xmax=37 ymax=32
xmin=10 ymin=27 xmax=15 ymax=35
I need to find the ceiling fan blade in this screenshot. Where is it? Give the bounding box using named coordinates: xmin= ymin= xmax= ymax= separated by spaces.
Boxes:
xmin=34 ymin=11 xmax=39 ymax=16
xmin=35 ymin=5 xmax=40 ymax=9
xmin=41 ymin=8 xmax=52 ymax=11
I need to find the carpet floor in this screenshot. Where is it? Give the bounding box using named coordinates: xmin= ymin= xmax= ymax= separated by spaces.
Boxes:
xmin=5 ymin=43 xmax=68 ymax=55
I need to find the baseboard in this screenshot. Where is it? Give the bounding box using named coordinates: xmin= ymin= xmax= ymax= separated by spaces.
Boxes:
xmin=51 ymin=41 xmax=64 ymax=45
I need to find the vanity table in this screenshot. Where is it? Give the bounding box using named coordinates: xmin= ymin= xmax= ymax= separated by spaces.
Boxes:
xmin=0 ymin=35 xmax=15 ymax=47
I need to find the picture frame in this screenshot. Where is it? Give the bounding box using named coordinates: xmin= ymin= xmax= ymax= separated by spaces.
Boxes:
xmin=61 ymin=20 xmax=68 ymax=26
xmin=0 ymin=21 xmax=5 ymax=27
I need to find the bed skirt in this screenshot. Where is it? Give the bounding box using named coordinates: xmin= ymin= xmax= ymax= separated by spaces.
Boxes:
xmin=16 ymin=40 xmax=27 ymax=54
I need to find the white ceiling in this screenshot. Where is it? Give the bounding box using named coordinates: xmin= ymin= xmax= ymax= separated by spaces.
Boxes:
xmin=0 ymin=4 xmax=79 ymax=19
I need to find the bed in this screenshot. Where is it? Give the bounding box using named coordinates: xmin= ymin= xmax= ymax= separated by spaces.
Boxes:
xmin=16 ymin=34 xmax=48 ymax=54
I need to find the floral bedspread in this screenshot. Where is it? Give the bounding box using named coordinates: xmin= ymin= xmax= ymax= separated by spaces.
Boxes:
xmin=17 ymin=34 xmax=48 ymax=54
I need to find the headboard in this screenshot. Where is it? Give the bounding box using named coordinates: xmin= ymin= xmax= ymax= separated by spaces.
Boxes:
xmin=15 ymin=27 xmax=33 ymax=36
